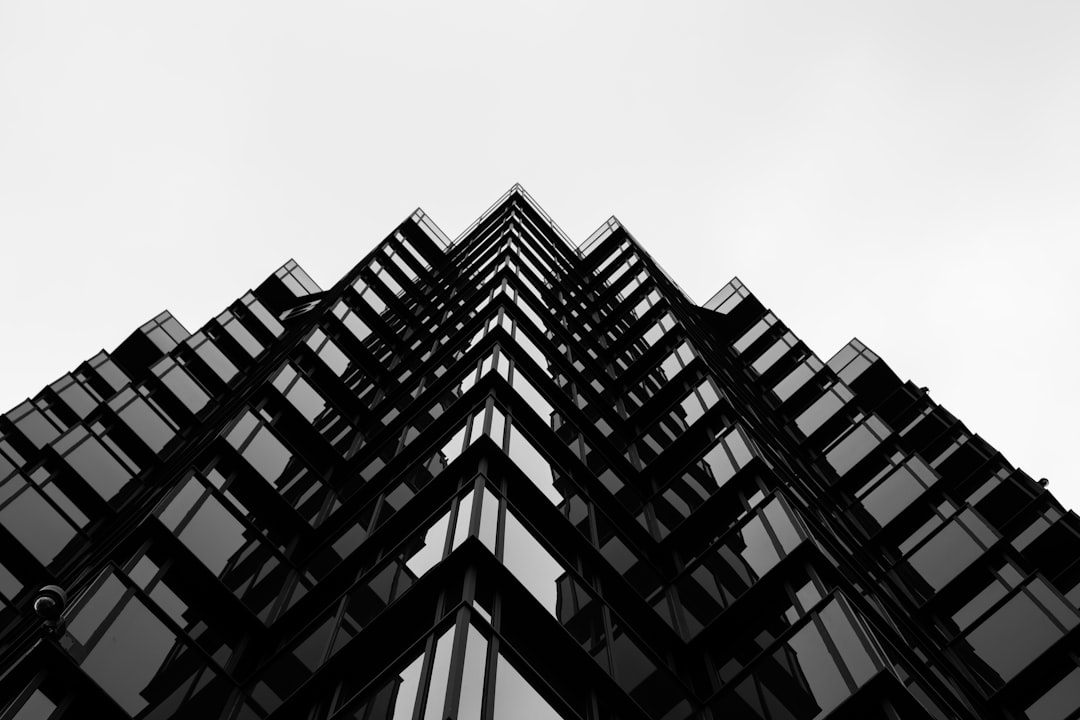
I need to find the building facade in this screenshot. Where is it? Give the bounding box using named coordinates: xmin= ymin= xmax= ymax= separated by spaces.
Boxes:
xmin=0 ymin=186 xmax=1078 ymax=719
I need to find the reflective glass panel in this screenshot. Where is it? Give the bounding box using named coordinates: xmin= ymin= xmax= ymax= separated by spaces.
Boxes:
xmin=965 ymin=591 xmax=1062 ymax=682
xmin=503 ymin=511 xmax=564 ymax=615
xmin=494 ymin=652 xmax=566 ymax=720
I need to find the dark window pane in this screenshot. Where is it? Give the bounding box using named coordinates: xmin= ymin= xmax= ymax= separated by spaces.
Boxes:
xmin=160 ymin=366 xmax=209 ymax=413
xmin=68 ymin=573 xmax=126 ymax=644
xmin=508 ymin=426 xmax=558 ymax=503
xmin=826 ymin=425 xmax=879 ymax=476
xmin=965 ymin=591 xmax=1062 ymax=682
xmin=59 ymin=381 xmax=97 ymax=418
xmin=1 ymin=486 xmax=77 ymax=565
xmin=908 ymin=521 xmax=982 ymax=591
xmin=65 ymin=436 xmax=132 ymax=500
xmin=1025 ymin=666 xmax=1080 ymax=720
xmin=12 ymin=406 xmax=60 ymax=449
xmin=740 ymin=515 xmax=780 ymax=576
xmin=80 ymin=596 xmax=187 ymax=715
xmin=862 ymin=467 xmax=922 ymax=527
xmin=766 ymin=620 xmax=851 ymax=719
xmin=159 ymin=478 xmax=204 ymax=530
xmin=0 ymin=560 xmax=21 ymax=600
xmin=610 ymin=629 xmax=655 ymax=693
xmin=118 ymin=397 xmax=175 ymax=453
xmin=195 ymin=340 xmax=238 ymax=383
xmin=795 ymin=390 xmax=845 ymax=436
xmin=953 ymin=578 xmax=1008 ymax=631
xmin=819 ymin=599 xmax=876 ymax=685
xmin=9 ymin=689 xmax=56 ymax=720
xmin=177 ymin=495 xmax=247 ymax=575
xmin=242 ymin=427 xmax=292 ymax=484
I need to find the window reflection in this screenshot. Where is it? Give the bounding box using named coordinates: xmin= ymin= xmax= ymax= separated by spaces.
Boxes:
xmin=671 ymin=497 xmax=800 ymax=636
xmin=962 ymin=586 xmax=1070 ymax=685
xmin=65 ymin=571 xmax=229 ymax=718
xmin=54 ymin=426 xmax=135 ymax=501
xmin=0 ymin=475 xmax=79 ymax=567
xmin=773 ymin=355 xmax=823 ymax=402
xmin=494 ymin=651 xmax=569 ymax=720
xmin=508 ymin=424 xmax=560 ymax=503
xmin=711 ymin=597 xmax=879 ymax=720
xmin=456 ymin=623 xmax=488 ymax=719
xmin=824 ymin=414 xmax=889 ymax=477
xmin=1025 ymin=666 xmax=1080 ymax=720
xmin=502 ymin=510 xmax=565 ymax=615
xmin=904 ymin=511 xmax=995 ymax=593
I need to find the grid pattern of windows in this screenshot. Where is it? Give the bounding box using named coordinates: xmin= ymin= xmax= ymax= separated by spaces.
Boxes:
xmin=0 ymin=187 xmax=1076 ymax=720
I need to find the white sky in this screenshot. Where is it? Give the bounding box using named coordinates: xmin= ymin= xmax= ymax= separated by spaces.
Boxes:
xmin=1 ymin=2 xmax=1077 ymax=511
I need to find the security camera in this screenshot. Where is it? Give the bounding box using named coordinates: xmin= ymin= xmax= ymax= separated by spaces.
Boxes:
xmin=33 ymin=585 xmax=68 ymax=634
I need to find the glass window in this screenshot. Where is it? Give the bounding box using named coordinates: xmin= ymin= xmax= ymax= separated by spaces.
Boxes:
xmin=508 ymin=425 xmax=559 ymax=503
xmin=502 ymin=510 xmax=565 ymax=615
xmin=761 ymin=617 xmax=851 ymax=719
xmin=9 ymin=403 xmax=60 ymax=449
xmin=153 ymin=359 xmax=210 ymax=413
xmin=190 ymin=334 xmax=238 ymax=383
xmin=0 ymin=482 xmax=78 ymax=566
xmin=825 ymin=421 xmax=885 ymax=476
xmin=0 ymin=560 xmax=22 ymax=603
xmin=1025 ymin=666 xmax=1080 ymax=720
xmin=80 ymin=593 xmax=214 ymax=716
xmin=90 ymin=353 xmax=130 ymax=393
xmin=273 ymin=367 xmax=331 ymax=424
xmin=402 ymin=509 xmax=451 ymax=579
xmin=752 ymin=332 xmax=795 ymax=375
xmin=116 ymin=396 xmax=176 ymax=453
xmin=512 ymin=369 xmax=555 ymax=428
xmin=795 ymin=384 xmax=852 ymax=436
xmin=704 ymin=278 xmax=749 ymax=314
xmin=965 ymin=590 xmax=1063 ymax=682
xmin=6 ymin=688 xmax=56 ymax=719
xmin=177 ymin=494 xmax=248 ymax=576
xmin=733 ymin=314 xmax=776 ymax=354
xmin=456 ymin=623 xmax=488 ymax=719
xmin=953 ymin=576 xmax=1009 ymax=632
xmin=860 ymin=464 xmax=927 ymax=528
xmin=307 ymin=329 xmax=351 ymax=378
xmin=55 ymin=375 xmax=97 ymax=418
xmin=423 ymin=626 xmax=455 ymax=718
xmin=218 ymin=312 xmax=263 ymax=358
xmin=494 ymin=651 xmax=568 ymax=720
xmin=907 ymin=519 xmax=984 ymax=592
xmin=237 ymin=425 xmax=294 ymax=486
xmin=773 ymin=357 xmax=822 ymax=401
xmin=819 ymin=599 xmax=876 ymax=684
xmin=242 ymin=293 xmax=285 ymax=337
xmin=67 ymin=573 xmax=127 ymax=643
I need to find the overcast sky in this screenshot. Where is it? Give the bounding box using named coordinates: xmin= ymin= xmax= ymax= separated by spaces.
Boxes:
xmin=1 ymin=1 xmax=1077 ymax=511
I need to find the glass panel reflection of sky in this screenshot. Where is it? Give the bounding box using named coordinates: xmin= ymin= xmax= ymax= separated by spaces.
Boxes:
xmin=508 ymin=425 xmax=559 ymax=503
xmin=494 ymin=653 xmax=567 ymax=720
xmin=503 ymin=511 xmax=564 ymax=616
xmin=457 ymin=624 xmax=488 ymax=719
xmin=404 ymin=510 xmax=451 ymax=579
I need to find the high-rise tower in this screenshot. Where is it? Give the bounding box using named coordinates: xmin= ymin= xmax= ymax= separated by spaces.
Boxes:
xmin=1 ymin=186 xmax=1078 ymax=719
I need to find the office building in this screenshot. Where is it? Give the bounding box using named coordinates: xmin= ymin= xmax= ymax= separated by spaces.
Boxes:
xmin=1 ymin=186 xmax=1079 ymax=719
